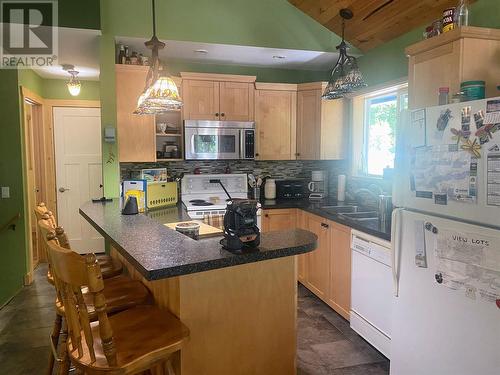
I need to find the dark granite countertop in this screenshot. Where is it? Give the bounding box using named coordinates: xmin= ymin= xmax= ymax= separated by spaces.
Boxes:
xmin=260 ymin=198 xmax=391 ymax=241
xmin=79 ymin=200 xmax=317 ymax=281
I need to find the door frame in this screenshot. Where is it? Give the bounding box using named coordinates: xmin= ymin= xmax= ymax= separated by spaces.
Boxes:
xmin=20 ymin=86 xmax=100 ymax=284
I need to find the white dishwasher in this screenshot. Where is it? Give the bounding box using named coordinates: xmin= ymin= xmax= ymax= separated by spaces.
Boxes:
xmin=350 ymin=229 xmax=392 ymax=359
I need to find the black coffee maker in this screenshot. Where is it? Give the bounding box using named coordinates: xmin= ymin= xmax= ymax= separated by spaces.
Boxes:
xmin=210 ymin=179 xmax=260 ymax=251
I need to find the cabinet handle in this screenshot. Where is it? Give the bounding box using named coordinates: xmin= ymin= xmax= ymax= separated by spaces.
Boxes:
xmin=296 ymin=152 xmax=300 ymax=156
xmin=255 ymin=153 xmax=260 ymax=157
xmin=265 ymin=214 xmax=269 ymax=218
xmin=321 ymin=222 xmax=329 ymax=229
xmin=215 ymin=113 xmax=219 ymax=117
xmin=221 ymin=112 xmax=225 ymax=117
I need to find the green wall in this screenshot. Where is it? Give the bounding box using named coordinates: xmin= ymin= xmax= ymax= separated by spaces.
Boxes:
xmin=0 ymin=70 xmax=28 ymax=306
xmin=101 ymin=0 xmax=344 ymax=53
xmin=42 ymin=79 xmax=100 ymax=100
xmin=18 ymin=69 xmax=100 ymax=100
xmin=99 ymin=0 xmax=340 ymax=197
xmin=358 ymin=0 xmax=500 ymax=87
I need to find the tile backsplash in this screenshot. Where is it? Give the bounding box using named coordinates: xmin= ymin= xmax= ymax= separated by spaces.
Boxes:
xmin=120 ymin=160 xmax=348 ymax=196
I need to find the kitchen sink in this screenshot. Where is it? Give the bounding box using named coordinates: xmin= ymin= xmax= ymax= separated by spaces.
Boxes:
xmin=338 ymin=211 xmax=379 ymax=222
xmin=320 ymin=205 xmax=361 ymax=213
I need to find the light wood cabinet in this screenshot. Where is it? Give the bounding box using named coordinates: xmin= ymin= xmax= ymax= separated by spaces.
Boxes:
xmin=296 ymin=210 xmax=308 ymax=283
xmin=296 ymin=83 xmax=347 ymax=160
xmin=254 ymin=83 xmax=297 ymax=160
xmin=116 ymin=65 xmax=184 ymax=162
xmin=327 ymin=221 xmax=351 ymax=320
xmin=261 ymin=208 xmax=297 ymax=233
xmin=297 ymin=210 xmax=352 ymax=320
xmin=182 ymin=79 xmax=220 ymax=120
xmin=116 ymin=65 xmax=156 ymax=162
xmin=181 ymin=73 xmax=256 ymax=121
xmin=406 ymin=26 xmax=500 ymax=109
xmin=304 ymin=213 xmax=331 ymax=299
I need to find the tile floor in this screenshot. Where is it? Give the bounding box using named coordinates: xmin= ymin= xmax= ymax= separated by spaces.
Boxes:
xmin=297 ymin=286 xmax=389 ymax=374
xmin=0 ymin=264 xmax=389 ymax=375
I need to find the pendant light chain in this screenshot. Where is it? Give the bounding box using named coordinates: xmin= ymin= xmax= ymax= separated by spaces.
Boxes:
xmin=322 ymin=9 xmax=367 ymax=100
xmin=134 ymin=0 xmax=183 ymax=114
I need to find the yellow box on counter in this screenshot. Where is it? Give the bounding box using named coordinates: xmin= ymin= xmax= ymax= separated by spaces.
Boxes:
xmin=146 ymin=181 xmax=178 ymax=209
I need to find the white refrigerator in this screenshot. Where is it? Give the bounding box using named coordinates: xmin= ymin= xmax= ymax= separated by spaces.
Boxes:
xmin=391 ymin=97 xmax=500 ymax=375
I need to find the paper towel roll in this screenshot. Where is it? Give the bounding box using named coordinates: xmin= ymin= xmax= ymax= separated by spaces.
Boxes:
xmin=337 ymin=174 xmax=346 ymax=201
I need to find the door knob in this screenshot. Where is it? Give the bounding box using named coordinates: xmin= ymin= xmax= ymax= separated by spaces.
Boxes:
xmin=58 ymin=187 xmax=70 ymax=193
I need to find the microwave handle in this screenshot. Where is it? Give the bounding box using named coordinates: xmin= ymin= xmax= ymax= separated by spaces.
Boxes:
xmin=239 ymin=129 xmax=245 ymax=159
xmin=190 ymin=134 xmax=196 ymax=154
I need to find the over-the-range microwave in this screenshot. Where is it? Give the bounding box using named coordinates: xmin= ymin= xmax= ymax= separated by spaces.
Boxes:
xmin=184 ymin=120 xmax=255 ymax=160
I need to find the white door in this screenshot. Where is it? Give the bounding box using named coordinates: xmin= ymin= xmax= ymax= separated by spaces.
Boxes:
xmin=391 ymin=209 xmax=500 ymax=375
xmin=54 ymin=107 xmax=104 ymax=254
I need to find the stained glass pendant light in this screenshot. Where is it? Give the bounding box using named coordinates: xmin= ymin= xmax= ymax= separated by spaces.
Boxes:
xmin=322 ymin=9 xmax=367 ymax=100
xmin=62 ymin=64 xmax=81 ymax=96
xmin=134 ymin=0 xmax=182 ymax=114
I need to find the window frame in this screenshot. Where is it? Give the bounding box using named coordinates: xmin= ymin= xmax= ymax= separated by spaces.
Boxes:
xmin=351 ymin=82 xmax=408 ymax=178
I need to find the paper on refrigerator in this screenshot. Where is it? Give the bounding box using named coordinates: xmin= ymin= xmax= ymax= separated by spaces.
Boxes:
xmin=412 ymin=145 xmax=476 ymax=202
xmin=434 ymin=228 xmax=500 ymax=304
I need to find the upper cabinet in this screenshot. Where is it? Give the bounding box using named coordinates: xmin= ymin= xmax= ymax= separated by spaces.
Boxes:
xmin=116 ymin=65 xmax=156 ymax=162
xmin=296 ymin=83 xmax=347 ymax=160
xmin=116 ymin=65 xmax=184 ymax=163
xmin=406 ymin=26 xmax=500 ymax=109
xmin=254 ymin=83 xmax=297 ymax=160
xmin=181 ymin=80 xmax=219 ymax=120
xmin=181 ymin=73 xmax=256 ymax=121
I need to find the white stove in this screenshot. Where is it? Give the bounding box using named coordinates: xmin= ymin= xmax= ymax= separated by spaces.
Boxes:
xmin=181 ymin=174 xmax=252 ymax=221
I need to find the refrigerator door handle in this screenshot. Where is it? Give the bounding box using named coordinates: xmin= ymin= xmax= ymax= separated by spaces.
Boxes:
xmin=391 ymin=208 xmax=403 ymax=297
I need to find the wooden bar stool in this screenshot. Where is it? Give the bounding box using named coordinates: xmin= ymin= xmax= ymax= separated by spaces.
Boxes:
xmin=45 ymin=231 xmax=190 ymax=375
xmin=38 ymin=219 xmax=152 ymax=375
xmin=34 ymin=202 xmax=123 ymax=279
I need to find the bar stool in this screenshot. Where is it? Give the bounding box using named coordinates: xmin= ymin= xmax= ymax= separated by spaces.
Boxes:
xmin=44 ymin=230 xmax=189 ymax=375
xmin=34 ymin=202 xmax=123 ymax=280
xmin=38 ymin=219 xmax=152 ymax=375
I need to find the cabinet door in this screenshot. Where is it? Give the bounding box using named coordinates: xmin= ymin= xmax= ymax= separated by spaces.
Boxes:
xmin=261 ymin=209 xmax=296 ymax=233
xmin=305 ymin=213 xmax=330 ymax=299
xmin=116 ymin=65 xmax=156 ymax=162
xmin=219 ymin=82 xmax=254 ymax=121
xmin=327 ymin=222 xmax=351 ymax=320
xmin=296 ymin=210 xmax=308 ymax=283
xmin=297 ymin=90 xmax=320 ymax=160
xmin=255 ymin=90 xmax=296 ymax=160
xmin=408 ymin=42 xmax=460 ymax=109
xmin=182 ymin=80 xmax=220 ymax=120
xmin=320 ymin=98 xmax=346 ymax=160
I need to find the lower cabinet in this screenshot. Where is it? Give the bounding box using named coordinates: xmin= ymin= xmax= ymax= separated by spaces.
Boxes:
xmin=297 ymin=211 xmax=352 ymax=320
xmin=261 ymin=208 xmax=297 ymax=232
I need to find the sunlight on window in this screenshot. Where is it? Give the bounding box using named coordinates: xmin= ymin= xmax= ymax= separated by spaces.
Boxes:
xmin=366 ymin=94 xmax=397 ymax=175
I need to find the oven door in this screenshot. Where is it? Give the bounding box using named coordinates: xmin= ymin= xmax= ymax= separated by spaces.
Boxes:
xmin=185 ymin=127 xmax=240 ymax=160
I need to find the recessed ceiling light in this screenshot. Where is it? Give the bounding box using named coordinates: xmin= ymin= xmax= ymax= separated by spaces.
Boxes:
xmin=272 ymin=55 xmax=286 ymax=59
xmin=194 ymin=49 xmax=208 ymax=54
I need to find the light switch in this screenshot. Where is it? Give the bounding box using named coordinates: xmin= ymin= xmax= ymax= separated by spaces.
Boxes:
xmin=1 ymin=186 xmax=10 ymax=198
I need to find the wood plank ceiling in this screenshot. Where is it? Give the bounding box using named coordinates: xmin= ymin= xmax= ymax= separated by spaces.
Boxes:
xmin=288 ymin=0 xmax=475 ymax=51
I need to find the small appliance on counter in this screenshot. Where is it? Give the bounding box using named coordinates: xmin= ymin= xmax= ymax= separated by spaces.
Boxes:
xmin=122 ymin=180 xmax=147 ymax=212
xmin=276 ymin=179 xmax=307 ymax=199
xmin=308 ymin=170 xmax=328 ymax=200
xmin=140 ymin=168 xmax=178 ymax=209
xmin=146 ymin=181 xmax=178 ymax=209
xmin=210 ymin=178 xmax=260 ymax=252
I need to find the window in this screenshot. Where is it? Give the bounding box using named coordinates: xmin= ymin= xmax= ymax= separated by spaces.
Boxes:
xmin=351 ymin=83 xmax=407 ymax=177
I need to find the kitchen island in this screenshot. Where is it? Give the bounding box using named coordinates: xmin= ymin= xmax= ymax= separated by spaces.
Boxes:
xmin=80 ymin=200 xmax=317 ymax=375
